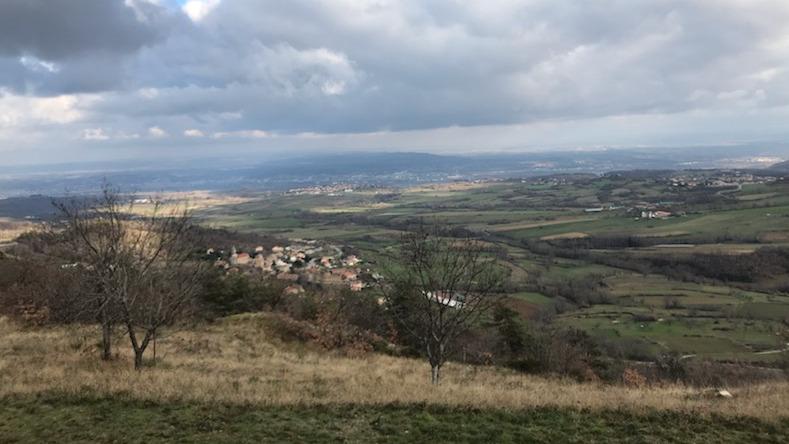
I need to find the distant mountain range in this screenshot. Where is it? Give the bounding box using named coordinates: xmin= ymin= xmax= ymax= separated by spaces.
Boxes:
xmin=0 ymin=146 xmax=786 ymax=199
xmin=768 ymin=160 xmax=789 ymax=172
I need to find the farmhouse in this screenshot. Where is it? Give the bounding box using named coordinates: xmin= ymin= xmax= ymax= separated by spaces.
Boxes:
xmin=331 ymin=268 xmax=358 ymax=281
xmin=229 ymin=249 xmax=251 ymax=266
xmin=640 ymin=210 xmax=672 ymax=219
xmin=424 ymin=291 xmax=465 ymax=309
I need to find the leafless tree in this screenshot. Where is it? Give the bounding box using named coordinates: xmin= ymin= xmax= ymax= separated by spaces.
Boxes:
xmin=54 ymin=184 xmax=131 ymax=360
xmin=117 ymin=208 xmax=208 ymax=369
xmin=381 ymin=221 xmax=503 ymax=384
xmin=55 ymin=183 xmax=208 ymax=368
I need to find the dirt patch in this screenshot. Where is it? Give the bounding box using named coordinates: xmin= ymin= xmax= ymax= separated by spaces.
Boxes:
xmin=759 ymin=231 xmax=789 ymax=243
xmin=504 ymin=297 xmax=541 ymax=319
xmin=541 ymin=232 xmax=589 ymax=240
xmin=489 ymin=218 xmax=595 ymax=233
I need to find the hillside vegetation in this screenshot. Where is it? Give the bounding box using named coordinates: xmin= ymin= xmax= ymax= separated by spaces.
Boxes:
xmin=0 ymin=315 xmax=786 ymax=419
xmin=1 ymin=314 xmax=788 ymax=442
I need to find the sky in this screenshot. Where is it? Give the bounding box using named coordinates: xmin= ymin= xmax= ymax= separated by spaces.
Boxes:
xmin=3 ymin=0 xmax=789 ymax=165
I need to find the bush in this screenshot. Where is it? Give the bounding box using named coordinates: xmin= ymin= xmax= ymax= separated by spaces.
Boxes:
xmin=622 ymin=368 xmax=648 ymax=388
xmin=656 ymin=352 xmax=687 ymax=383
xmin=199 ymin=272 xmax=287 ymax=317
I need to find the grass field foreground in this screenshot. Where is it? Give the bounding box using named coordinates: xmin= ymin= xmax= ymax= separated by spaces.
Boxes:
xmin=2 ymin=396 xmax=787 ymax=443
xmin=0 ymin=315 xmax=787 ymax=421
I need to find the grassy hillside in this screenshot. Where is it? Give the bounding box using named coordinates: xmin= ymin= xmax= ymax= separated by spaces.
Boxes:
xmin=0 ymin=315 xmax=786 ymax=419
xmin=0 ymin=314 xmax=787 ymax=442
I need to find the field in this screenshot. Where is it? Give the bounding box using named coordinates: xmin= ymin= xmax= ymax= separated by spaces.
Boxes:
xmin=0 ymin=217 xmax=34 ymax=247
xmin=1 ymin=315 xmax=787 ymax=442
xmin=191 ymin=172 xmax=789 ymax=363
xmin=4 ymin=398 xmax=787 ymax=443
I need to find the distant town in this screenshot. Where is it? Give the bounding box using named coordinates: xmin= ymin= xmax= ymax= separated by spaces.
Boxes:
xmin=208 ymin=239 xmax=376 ymax=296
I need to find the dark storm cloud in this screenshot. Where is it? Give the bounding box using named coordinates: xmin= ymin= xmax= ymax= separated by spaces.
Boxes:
xmin=0 ymin=0 xmax=171 ymax=60
xmin=0 ymin=0 xmax=183 ymax=95
xmin=100 ymin=0 xmax=789 ymax=133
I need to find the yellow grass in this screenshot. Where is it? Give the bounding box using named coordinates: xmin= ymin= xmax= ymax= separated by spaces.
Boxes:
xmin=311 ymin=203 xmax=394 ymax=213
xmin=0 ymin=314 xmax=786 ymax=420
xmin=760 ymin=231 xmax=789 ymax=243
xmin=127 ymin=191 xmax=254 ymax=217
xmin=488 ymin=218 xmax=596 ymax=233
xmin=0 ymin=218 xmax=35 ymax=244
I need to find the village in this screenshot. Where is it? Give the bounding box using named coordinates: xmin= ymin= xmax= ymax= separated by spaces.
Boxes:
xmin=666 ymin=170 xmax=778 ymax=189
xmin=286 ymin=184 xmax=357 ymax=196
xmin=207 ymin=239 xmax=375 ymax=296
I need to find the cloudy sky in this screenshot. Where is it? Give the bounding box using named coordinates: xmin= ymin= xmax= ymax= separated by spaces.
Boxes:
xmin=2 ymin=0 xmax=789 ymax=165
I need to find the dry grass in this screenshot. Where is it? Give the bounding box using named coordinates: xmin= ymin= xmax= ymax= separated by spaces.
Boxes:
xmin=126 ymin=191 xmax=254 ymax=217
xmin=0 ymin=314 xmax=786 ymax=420
xmin=0 ymin=217 xmax=35 ymax=244
xmin=488 ymin=217 xmax=596 ymax=233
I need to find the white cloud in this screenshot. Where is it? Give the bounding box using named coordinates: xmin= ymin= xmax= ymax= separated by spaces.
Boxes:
xmin=0 ymin=92 xmax=92 ymax=127
xmin=19 ymin=56 xmax=60 ymax=73
xmin=212 ymin=129 xmax=269 ymax=139
xmin=139 ymin=88 xmax=159 ymax=99
xmin=321 ymin=80 xmax=347 ymax=96
xmin=182 ymin=0 xmax=221 ymax=22
xmin=148 ymin=126 xmax=168 ymax=137
xmin=81 ymin=128 xmax=110 ymax=140
xmin=184 ymin=128 xmax=205 ymax=137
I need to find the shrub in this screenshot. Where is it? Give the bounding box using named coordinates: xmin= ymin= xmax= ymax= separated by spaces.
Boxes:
xmin=622 ymin=368 xmax=647 ymax=388
xmin=656 ymin=352 xmax=687 ymax=383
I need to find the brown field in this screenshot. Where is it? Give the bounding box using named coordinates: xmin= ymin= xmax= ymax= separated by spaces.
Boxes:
xmin=488 ymin=217 xmax=595 ymax=233
xmin=126 ymin=191 xmax=254 ymax=216
xmin=760 ymin=231 xmax=789 ymax=243
xmin=1 ymin=314 xmax=786 ymax=421
xmin=409 ymin=182 xmax=491 ymax=193
xmin=0 ymin=218 xmax=35 ymax=244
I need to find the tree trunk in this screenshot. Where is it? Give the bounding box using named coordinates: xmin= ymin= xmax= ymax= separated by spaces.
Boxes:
xmin=133 ymin=348 xmax=144 ymax=370
xmin=128 ymin=327 xmax=154 ymax=370
xmin=125 ymin=323 xmax=150 ymax=370
xmin=100 ymin=312 xmax=112 ymax=361
xmin=431 ymin=364 xmax=441 ymax=385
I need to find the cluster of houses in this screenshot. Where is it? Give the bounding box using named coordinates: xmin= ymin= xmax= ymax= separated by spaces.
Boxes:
xmin=639 ymin=210 xmax=672 ymax=219
xmin=668 ymin=171 xmax=777 ymax=189
xmin=286 ymin=184 xmax=356 ymax=196
xmin=209 ymin=240 xmax=371 ymax=295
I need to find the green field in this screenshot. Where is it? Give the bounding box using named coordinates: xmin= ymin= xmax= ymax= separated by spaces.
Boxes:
xmin=195 ymin=173 xmax=789 ymax=363
xmin=2 ymin=395 xmax=786 ymax=443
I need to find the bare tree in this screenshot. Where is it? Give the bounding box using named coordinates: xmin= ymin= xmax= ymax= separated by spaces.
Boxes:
xmin=381 ymin=221 xmax=503 ymax=384
xmin=116 ymin=206 xmax=208 ymax=369
xmin=55 ymin=184 xmax=130 ymax=360
xmin=55 ymin=183 xmax=208 ymax=368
